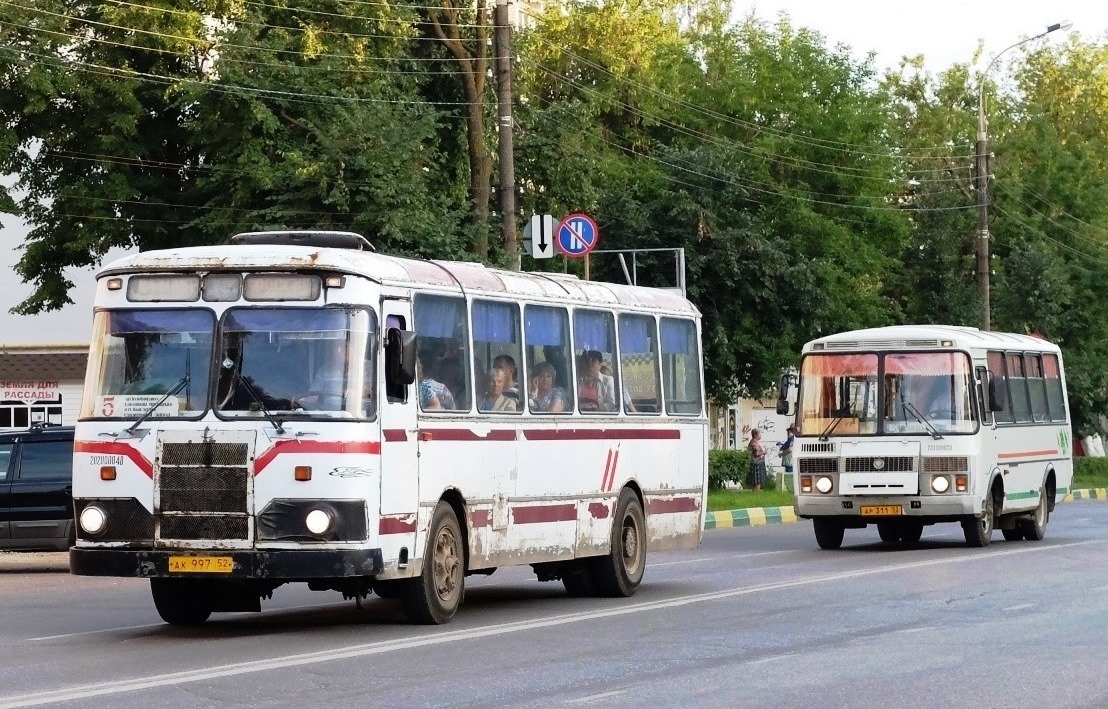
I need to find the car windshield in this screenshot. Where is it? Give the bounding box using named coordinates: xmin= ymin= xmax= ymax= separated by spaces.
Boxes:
xmin=82 ymin=309 xmax=214 ymax=419
xmin=215 ymin=307 xmax=377 ymax=420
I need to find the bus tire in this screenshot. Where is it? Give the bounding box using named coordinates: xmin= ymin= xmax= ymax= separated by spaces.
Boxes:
xmin=899 ymin=522 xmax=923 ymax=545
xmin=561 ymin=562 xmax=597 ymax=597
xmin=402 ymin=503 xmax=464 ymax=625
xmin=813 ymin=518 xmax=844 ymax=550
xmin=877 ymin=522 xmax=900 ymax=543
xmin=373 ymin=580 xmax=404 ymax=599
xmin=150 ymin=579 xmax=213 ymax=626
xmin=589 ymin=488 xmax=646 ymax=597
xmin=1001 ymin=527 xmax=1024 ymax=541
xmin=962 ymin=489 xmax=996 ymax=548
xmin=1018 ymin=488 xmax=1049 ymax=541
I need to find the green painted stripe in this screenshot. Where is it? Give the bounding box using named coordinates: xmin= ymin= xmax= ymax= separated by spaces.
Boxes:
xmin=765 ymin=507 xmax=783 ymax=523
xmin=1006 ymin=491 xmax=1039 ymax=501
xmin=1057 ymin=487 xmax=1069 ymax=494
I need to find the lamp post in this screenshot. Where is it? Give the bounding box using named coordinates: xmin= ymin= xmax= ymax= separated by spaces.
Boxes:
xmin=975 ymin=21 xmax=1071 ymax=331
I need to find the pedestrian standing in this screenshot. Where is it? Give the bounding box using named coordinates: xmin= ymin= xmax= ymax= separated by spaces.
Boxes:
xmin=778 ymin=425 xmax=796 ymax=474
xmin=747 ymin=428 xmax=767 ymax=492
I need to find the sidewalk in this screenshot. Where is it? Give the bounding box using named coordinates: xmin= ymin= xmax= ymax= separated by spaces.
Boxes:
xmin=704 ymin=488 xmax=1107 ymax=530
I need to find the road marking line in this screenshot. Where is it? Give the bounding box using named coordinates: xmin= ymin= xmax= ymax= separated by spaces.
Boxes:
xmin=0 ymin=539 xmax=1098 ymax=709
xmin=897 ymin=626 xmax=935 ymax=634
xmin=1001 ymin=603 xmax=1035 ymax=612
xmin=565 ymin=690 xmax=627 ymax=704
xmin=649 ymin=550 xmax=794 ymax=568
xmin=748 ymin=653 xmax=793 ymax=666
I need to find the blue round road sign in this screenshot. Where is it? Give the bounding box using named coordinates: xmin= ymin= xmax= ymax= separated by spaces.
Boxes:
xmin=555 ymin=213 xmax=599 ymax=258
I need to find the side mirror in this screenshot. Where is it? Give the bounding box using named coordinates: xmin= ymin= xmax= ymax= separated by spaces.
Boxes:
xmin=385 ymin=328 xmax=417 ymax=399
xmin=776 ymin=399 xmax=791 ymax=416
xmin=988 ymin=378 xmax=1007 ymax=412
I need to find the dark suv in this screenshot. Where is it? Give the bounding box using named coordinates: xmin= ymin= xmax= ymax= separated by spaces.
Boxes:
xmin=0 ymin=425 xmax=75 ymax=551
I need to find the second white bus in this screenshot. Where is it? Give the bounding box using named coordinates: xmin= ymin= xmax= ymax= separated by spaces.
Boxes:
xmin=782 ymin=325 xmax=1072 ymax=549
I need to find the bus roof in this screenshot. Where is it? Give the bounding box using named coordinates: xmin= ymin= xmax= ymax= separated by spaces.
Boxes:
xmin=98 ymin=244 xmax=700 ymax=316
xmin=802 ymin=325 xmax=1061 ymax=354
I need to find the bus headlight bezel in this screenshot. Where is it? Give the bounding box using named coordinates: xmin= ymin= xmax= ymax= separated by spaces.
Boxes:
xmin=931 ymin=475 xmax=951 ymax=494
xmin=815 ymin=476 xmax=834 ymax=494
xmin=305 ymin=508 xmax=335 ymax=536
xmin=79 ymin=505 xmax=108 ymax=536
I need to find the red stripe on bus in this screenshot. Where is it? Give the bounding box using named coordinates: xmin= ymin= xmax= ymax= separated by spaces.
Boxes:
xmin=74 ymin=441 xmax=154 ymax=478
xmin=600 ymin=449 xmax=614 ymax=492
xmin=471 ymin=510 xmax=491 ymax=528
xmin=523 ymin=429 xmax=681 ymax=441
xmin=418 ymin=429 xmax=517 ymax=442
xmin=997 ymin=449 xmax=1058 ymax=460
xmin=588 ymin=502 xmax=610 ymax=519
xmin=254 ymin=440 xmax=381 ymax=474
xmin=647 ymin=497 xmax=700 ymax=514
xmin=606 ymin=450 xmax=621 ymax=491
xmin=379 ymin=515 xmax=417 ymax=535
xmin=383 ymin=429 xmax=408 ymax=442
xmin=512 ymin=503 xmax=577 ymax=524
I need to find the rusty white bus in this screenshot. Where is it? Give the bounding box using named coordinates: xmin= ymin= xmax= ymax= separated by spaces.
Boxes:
xmin=70 ymin=231 xmax=707 ymax=625
xmin=781 ymin=325 xmax=1072 ymax=549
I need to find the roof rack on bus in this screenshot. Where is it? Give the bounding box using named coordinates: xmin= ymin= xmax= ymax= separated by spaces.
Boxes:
xmin=230 ymin=230 xmax=376 ymax=252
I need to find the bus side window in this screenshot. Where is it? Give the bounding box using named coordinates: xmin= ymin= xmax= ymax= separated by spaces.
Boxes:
xmin=619 ymin=313 xmax=661 ymax=415
xmin=987 ymin=351 xmax=1013 ymax=424
xmin=976 ymin=366 xmax=992 ymax=425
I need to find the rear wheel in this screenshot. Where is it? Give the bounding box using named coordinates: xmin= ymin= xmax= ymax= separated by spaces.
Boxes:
xmin=150 ymin=579 xmax=213 ymax=626
xmin=402 ymin=503 xmax=464 ymax=624
xmin=899 ymin=522 xmax=923 ymax=545
xmin=1019 ymin=488 xmax=1049 ymax=541
xmin=373 ymin=580 xmax=404 ymax=599
xmin=962 ymin=488 xmax=996 ymax=548
xmin=589 ymin=488 xmax=646 ymax=597
xmin=813 ymin=518 xmax=845 ymax=550
xmin=876 ymin=522 xmax=900 ymax=543
xmin=561 ymin=561 xmax=597 ymax=597
xmin=1001 ymin=527 xmax=1024 ymax=541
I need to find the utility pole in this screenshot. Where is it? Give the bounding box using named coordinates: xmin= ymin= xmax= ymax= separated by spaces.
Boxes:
xmin=494 ymin=0 xmax=520 ymax=271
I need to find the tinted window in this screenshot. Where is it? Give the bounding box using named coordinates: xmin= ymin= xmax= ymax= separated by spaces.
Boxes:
xmin=1007 ymin=353 xmax=1031 ymax=422
xmin=18 ymin=440 xmax=73 ymax=481
xmin=1043 ymin=354 xmax=1067 ymax=422
xmin=987 ymin=351 xmax=1013 ymax=424
xmin=0 ymin=443 xmax=13 ymax=481
xmin=661 ymin=318 xmax=703 ymax=416
xmin=1025 ymin=353 xmax=1048 ymax=422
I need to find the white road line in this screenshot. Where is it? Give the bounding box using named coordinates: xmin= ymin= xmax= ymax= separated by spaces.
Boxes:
xmin=1001 ymin=603 xmax=1035 ymax=612
xmin=748 ymin=653 xmax=793 ymax=666
xmin=1093 ymin=584 xmax=1108 ymax=592
xmin=565 ymin=690 xmax=627 ymax=704
xmin=649 ymin=550 xmax=794 ymax=568
xmin=0 ymin=539 xmax=1098 ymax=709
xmin=897 ymin=626 xmax=935 ymax=634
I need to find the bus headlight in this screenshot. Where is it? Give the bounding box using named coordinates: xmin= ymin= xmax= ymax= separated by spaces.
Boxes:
xmin=80 ymin=505 xmax=108 ymax=536
xmin=931 ymin=475 xmax=950 ymax=494
xmin=305 ymin=508 xmax=334 ymax=535
xmin=815 ymin=476 xmax=834 ymax=494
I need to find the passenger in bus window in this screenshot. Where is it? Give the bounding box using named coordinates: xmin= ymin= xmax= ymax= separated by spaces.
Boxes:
xmin=418 ymin=353 xmax=456 ymax=411
xmin=529 ymin=361 xmax=567 ymax=413
xmin=493 ymin=354 xmax=520 ymax=402
xmin=479 ymin=368 xmax=517 ymax=412
xmin=577 ymin=350 xmax=617 ymax=412
xmin=297 ymin=338 xmax=348 ymax=411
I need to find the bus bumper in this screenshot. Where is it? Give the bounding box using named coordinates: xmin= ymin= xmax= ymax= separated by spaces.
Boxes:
xmin=69 ymin=547 xmax=384 ymax=579
xmin=795 ymin=495 xmax=977 ymax=521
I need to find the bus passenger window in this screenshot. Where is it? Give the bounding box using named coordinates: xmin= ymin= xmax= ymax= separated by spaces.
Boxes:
xmin=524 ymin=305 xmax=573 ymax=414
xmin=413 ymin=295 xmax=471 ymax=412
xmin=660 ymin=318 xmax=703 ymax=416
xmin=472 ymin=300 xmax=523 ymax=414
xmin=619 ymin=314 xmax=661 ymax=414
xmin=573 ymin=309 xmax=621 ymax=414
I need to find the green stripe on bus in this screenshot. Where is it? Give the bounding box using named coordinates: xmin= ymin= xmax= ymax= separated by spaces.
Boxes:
xmin=1006 ymin=491 xmax=1038 ymax=501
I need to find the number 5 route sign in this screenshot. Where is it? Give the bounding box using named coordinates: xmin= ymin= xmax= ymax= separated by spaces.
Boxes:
xmin=556 ymin=213 xmax=599 ymax=258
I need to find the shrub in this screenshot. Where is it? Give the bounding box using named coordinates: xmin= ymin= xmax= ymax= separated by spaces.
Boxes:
xmin=708 ymin=448 xmax=750 ymax=490
xmin=1074 ymin=457 xmax=1108 ymax=487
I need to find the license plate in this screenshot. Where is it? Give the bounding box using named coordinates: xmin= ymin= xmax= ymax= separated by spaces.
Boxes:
xmin=168 ymin=555 xmax=234 ymax=573
xmin=860 ymin=505 xmax=903 ymax=516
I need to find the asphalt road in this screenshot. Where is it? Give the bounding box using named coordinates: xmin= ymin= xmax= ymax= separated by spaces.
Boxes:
xmin=3 ymin=503 xmax=1108 ymax=708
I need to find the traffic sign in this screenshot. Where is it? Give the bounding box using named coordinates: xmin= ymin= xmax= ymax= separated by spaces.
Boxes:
xmin=523 ymin=214 xmax=556 ymax=259
xmin=555 ymin=213 xmax=599 ymax=258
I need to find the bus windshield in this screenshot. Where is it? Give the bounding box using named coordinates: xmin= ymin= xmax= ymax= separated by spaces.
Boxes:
xmin=82 ymin=309 xmax=214 ymax=419
xmin=215 ymin=307 xmax=376 ymax=419
xmin=798 ymin=351 xmax=976 ymax=437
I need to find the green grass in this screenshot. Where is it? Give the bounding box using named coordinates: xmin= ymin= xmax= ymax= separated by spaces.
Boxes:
xmin=1073 ymin=468 xmax=1108 ymax=489
xmin=707 ymin=488 xmax=794 ymax=511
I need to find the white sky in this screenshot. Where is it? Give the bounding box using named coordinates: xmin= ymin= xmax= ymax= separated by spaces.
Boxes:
xmin=737 ymin=0 xmax=1105 ymax=71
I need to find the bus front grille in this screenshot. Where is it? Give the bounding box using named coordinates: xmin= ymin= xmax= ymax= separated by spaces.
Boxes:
xmin=799 ymin=458 xmax=838 ymax=474
xmin=156 ymin=438 xmax=252 ymax=542
xmin=844 ymin=456 xmax=915 ymax=473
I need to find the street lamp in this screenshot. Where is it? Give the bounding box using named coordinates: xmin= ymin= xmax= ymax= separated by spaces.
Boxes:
xmin=975 ymin=21 xmax=1071 ymax=331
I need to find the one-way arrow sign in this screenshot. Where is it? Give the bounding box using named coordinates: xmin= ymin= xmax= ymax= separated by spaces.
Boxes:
xmin=523 ymin=214 xmax=556 ymax=259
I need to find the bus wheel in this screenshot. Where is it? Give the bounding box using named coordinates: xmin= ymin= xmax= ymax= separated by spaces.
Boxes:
xmin=150 ymin=579 xmax=213 ymax=626
xmin=1001 ymin=527 xmax=1024 ymax=541
xmin=877 ymin=522 xmax=900 ymax=543
xmin=373 ymin=580 xmax=403 ymax=599
xmin=402 ymin=503 xmax=464 ymax=625
xmin=899 ymin=522 xmax=923 ymax=545
xmin=813 ymin=518 xmax=844 ymax=550
xmin=1018 ymin=488 xmax=1049 ymax=541
xmin=589 ymin=488 xmax=646 ymax=597
xmin=961 ymin=490 xmax=995 ymax=547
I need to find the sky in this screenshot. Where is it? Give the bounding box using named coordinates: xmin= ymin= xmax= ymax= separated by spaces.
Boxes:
xmin=737 ymin=0 xmax=1105 ymax=72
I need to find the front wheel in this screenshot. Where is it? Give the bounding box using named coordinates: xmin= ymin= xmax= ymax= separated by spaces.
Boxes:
xmin=876 ymin=522 xmax=900 ymax=543
xmin=150 ymin=579 xmax=213 ymax=626
xmin=1019 ymin=487 xmax=1049 ymax=541
xmin=962 ymin=489 xmax=996 ymax=548
xmin=589 ymin=489 xmax=646 ymax=597
xmin=813 ymin=518 xmax=845 ymax=550
xmin=402 ymin=503 xmax=465 ymax=625
xmin=899 ymin=522 xmax=923 ymax=545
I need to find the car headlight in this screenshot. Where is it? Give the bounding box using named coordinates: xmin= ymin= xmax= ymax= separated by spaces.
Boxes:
xmin=931 ymin=475 xmax=950 ymax=493
xmin=79 ymin=505 xmax=108 ymax=536
xmin=305 ymin=508 xmax=334 ymax=535
xmin=815 ymin=476 xmax=834 ymax=494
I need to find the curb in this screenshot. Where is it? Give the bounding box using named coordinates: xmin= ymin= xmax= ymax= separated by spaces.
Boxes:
xmin=705 ymin=488 xmax=1108 ymax=530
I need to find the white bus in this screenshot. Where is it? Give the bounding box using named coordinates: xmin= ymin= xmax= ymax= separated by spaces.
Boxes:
xmin=782 ymin=325 xmax=1072 ymax=549
xmin=70 ymin=231 xmax=707 ymax=625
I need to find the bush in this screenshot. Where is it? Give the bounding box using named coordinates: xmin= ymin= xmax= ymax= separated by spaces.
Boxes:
xmin=708 ymin=449 xmax=750 ymax=490
xmin=1074 ymin=457 xmax=1108 ymax=487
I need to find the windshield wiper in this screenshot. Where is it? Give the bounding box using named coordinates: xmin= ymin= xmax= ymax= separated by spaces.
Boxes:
xmin=903 ymin=400 xmax=943 ymax=439
xmin=121 ymin=375 xmax=190 ymax=437
xmin=819 ymin=416 xmax=843 ymax=441
xmin=236 ymin=375 xmax=286 ymax=435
